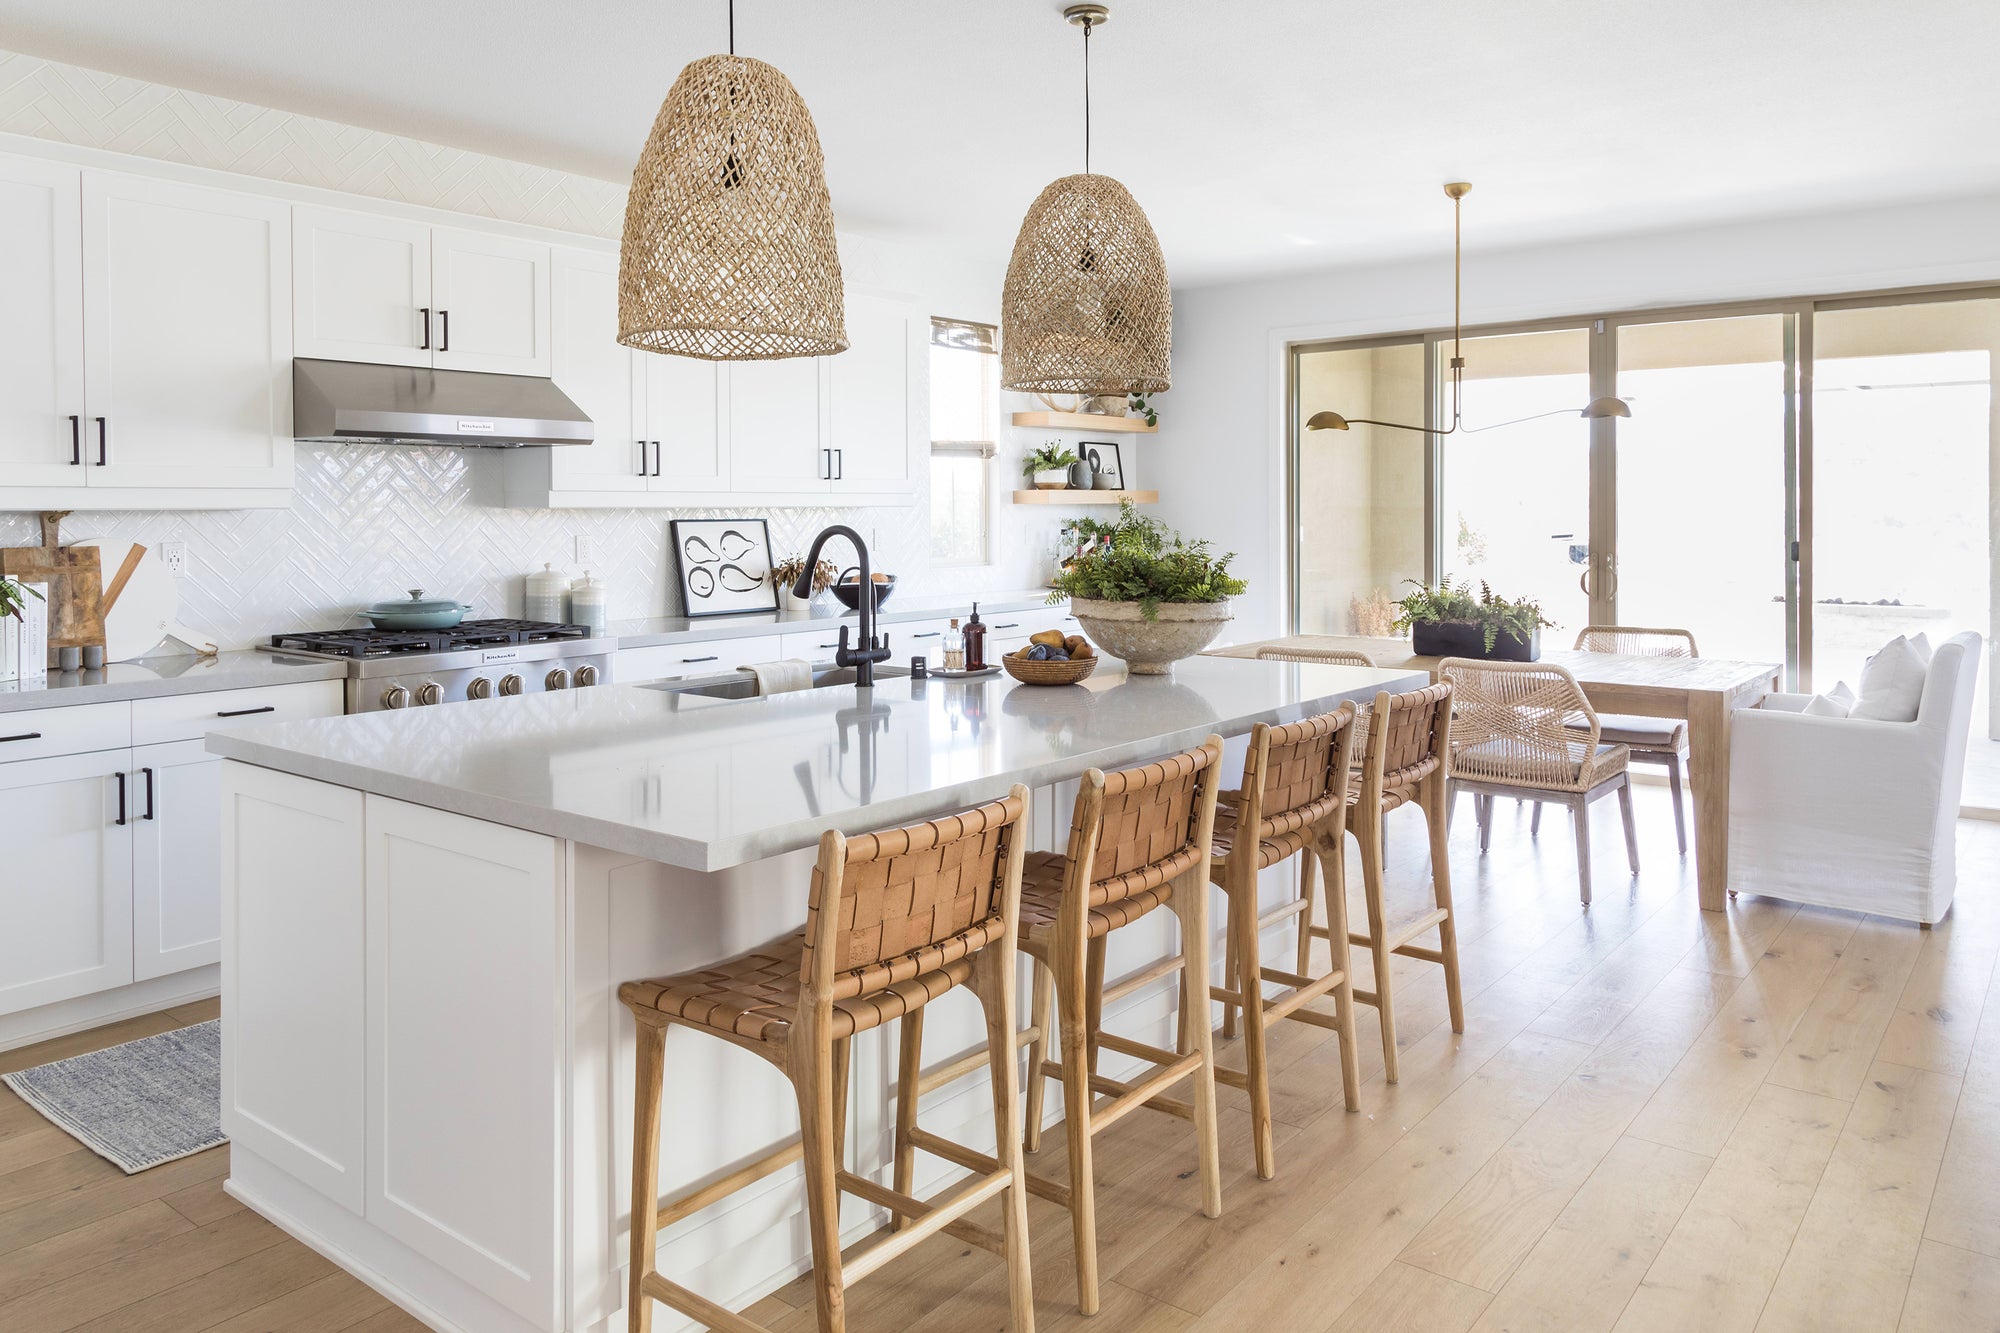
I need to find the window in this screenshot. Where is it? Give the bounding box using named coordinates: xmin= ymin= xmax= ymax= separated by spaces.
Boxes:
xmin=929 ymin=317 xmax=999 ymax=565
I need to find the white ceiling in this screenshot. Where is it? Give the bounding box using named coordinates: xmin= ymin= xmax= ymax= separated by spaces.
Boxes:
xmin=3 ymin=0 xmax=1998 ymax=286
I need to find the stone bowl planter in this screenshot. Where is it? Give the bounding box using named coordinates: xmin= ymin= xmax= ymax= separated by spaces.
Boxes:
xmin=1068 ymin=597 xmax=1233 ymax=675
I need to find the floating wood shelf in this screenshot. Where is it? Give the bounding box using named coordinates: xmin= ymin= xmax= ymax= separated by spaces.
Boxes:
xmin=1011 ymin=489 xmax=1158 ymax=505
xmin=1009 ymin=411 xmax=1157 ymax=433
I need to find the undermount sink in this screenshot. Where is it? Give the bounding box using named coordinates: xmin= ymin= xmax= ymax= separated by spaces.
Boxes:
xmin=642 ymin=663 xmax=911 ymax=702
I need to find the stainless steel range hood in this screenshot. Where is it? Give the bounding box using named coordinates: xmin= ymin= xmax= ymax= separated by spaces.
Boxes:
xmin=292 ymin=358 xmax=593 ymax=448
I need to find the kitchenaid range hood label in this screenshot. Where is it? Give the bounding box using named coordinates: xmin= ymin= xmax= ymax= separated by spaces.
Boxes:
xmin=457 ymin=420 xmax=496 ymax=433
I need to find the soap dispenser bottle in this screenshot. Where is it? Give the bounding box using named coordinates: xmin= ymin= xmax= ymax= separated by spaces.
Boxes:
xmin=963 ymin=603 xmax=987 ymax=671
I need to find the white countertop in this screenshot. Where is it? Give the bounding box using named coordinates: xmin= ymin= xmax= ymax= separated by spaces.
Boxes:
xmin=0 ymin=649 xmax=347 ymax=713
xmin=607 ymin=590 xmax=1060 ymax=648
xmin=207 ymin=656 xmax=1425 ymax=872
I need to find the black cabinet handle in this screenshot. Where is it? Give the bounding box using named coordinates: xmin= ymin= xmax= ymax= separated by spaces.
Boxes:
xmin=651 ymin=441 xmax=662 ymax=477
xmin=636 ymin=440 xmax=648 ymax=477
xmin=834 ymin=448 xmax=843 ymax=480
xmin=681 ymin=654 xmax=719 ymax=663
xmin=69 ymin=415 xmax=81 ymax=465
xmin=993 ymin=622 xmax=1021 ymax=629
xmin=0 ymin=732 xmax=43 ymax=744
xmin=912 ymin=631 xmax=941 ymax=639
xmin=216 ymin=705 xmax=276 ymax=718
xmin=419 ymin=306 xmax=431 ymax=350
xmin=142 ymin=766 xmax=155 ymax=821
xmin=439 ymin=309 xmax=449 ymax=352
xmin=820 ymin=448 xmax=831 ymax=480
xmin=114 ymin=771 xmax=127 ymax=826
xmin=95 ymin=416 xmax=107 ymax=466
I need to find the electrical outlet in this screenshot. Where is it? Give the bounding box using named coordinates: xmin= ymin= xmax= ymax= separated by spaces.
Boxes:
xmin=160 ymin=541 xmax=188 ymax=577
xmin=574 ymin=534 xmax=596 ymax=564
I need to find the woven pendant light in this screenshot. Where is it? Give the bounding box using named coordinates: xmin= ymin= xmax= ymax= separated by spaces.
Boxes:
xmin=1002 ymin=5 xmax=1171 ymax=396
xmin=619 ymin=3 xmax=847 ymax=361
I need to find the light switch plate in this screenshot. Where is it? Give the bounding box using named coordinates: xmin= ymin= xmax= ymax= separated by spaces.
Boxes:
xmin=160 ymin=541 xmax=188 ymax=577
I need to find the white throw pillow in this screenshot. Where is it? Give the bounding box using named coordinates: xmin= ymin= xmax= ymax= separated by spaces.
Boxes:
xmin=1852 ymin=637 xmax=1927 ymax=722
xmin=1803 ymin=682 xmax=1854 ymax=718
xmin=1910 ymin=632 xmax=1933 ymax=664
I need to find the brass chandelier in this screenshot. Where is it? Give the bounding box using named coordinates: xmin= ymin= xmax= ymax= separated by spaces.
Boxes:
xmin=1001 ymin=4 xmax=1172 ymax=397
xmin=1307 ymin=183 xmax=1629 ymax=436
xmin=618 ymin=0 xmax=848 ymax=361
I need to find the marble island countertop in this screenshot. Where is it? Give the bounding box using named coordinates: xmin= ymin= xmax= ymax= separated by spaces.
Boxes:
xmin=0 ymin=649 xmax=347 ymax=713
xmin=207 ymin=655 xmax=1424 ymax=871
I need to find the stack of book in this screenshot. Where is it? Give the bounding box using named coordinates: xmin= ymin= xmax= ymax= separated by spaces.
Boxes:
xmin=1 ymin=581 xmax=49 ymax=684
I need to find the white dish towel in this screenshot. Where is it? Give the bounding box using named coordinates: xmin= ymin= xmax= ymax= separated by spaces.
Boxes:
xmin=740 ymin=659 xmax=814 ymax=696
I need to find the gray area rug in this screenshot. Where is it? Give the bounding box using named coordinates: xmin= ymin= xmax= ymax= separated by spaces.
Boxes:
xmin=2 ymin=1019 xmax=225 ymax=1173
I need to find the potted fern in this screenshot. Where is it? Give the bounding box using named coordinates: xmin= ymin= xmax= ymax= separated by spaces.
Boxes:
xmin=1047 ymin=501 xmax=1246 ymax=674
xmin=1024 ymin=442 xmax=1079 ymax=490
xmin=1393 ymin=577 xmax=1554 ymax=662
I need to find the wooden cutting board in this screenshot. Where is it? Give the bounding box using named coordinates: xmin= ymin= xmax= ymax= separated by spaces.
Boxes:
xmin=0 ymin=512 xmax=105 ymax=661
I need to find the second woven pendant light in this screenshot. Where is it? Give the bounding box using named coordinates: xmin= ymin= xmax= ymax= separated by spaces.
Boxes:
xmin=1001 ymin=4 xmax=1172 ymax=397
xmin=618 ymin=0 xmax=847 ymax=361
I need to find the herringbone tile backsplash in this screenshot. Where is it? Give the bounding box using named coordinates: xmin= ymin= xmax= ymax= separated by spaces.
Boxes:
xmin=0 ymin=49 xmax=1062 ymax=649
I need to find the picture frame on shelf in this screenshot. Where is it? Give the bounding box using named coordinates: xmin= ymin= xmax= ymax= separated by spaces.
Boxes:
xmin=1079 ymin=439 xmax=1125 ymax=490
xmin=671 ymin=517 xmax=779 ymax=618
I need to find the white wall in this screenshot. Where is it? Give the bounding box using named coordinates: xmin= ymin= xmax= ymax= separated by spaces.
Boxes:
xmin=1155 ymin=191 xmax=2000 ymax=639
xmin=0 ymin=48 xmax=1067 ymax=649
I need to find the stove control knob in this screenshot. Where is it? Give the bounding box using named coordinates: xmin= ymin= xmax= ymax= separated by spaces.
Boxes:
xmin=545 ymin=667 xmax=572 ymax=691
xmin=415 ymin=681 xmax=444 ymax=707
xmin=381 ymin=684 xmax=411 ymax=710
xmin=466 ymin=676 xmax=493 ymax=700
xmin=499 ymin=673 xmax=524 ymax=697
xmin=575 ymin=664 xmax=600 ymax=687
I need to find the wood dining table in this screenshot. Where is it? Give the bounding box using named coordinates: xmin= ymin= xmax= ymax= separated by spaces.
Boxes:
xmin=1209 ymin=635 xmax=1784 ymax=912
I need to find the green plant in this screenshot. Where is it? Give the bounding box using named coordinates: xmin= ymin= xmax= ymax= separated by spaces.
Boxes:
xmin=1048 ymin=501 xmax=1246 ymax=619
xmin=1127 ymin=392 xmax=1158 ymax=427
xmin=1392 ymin=576 xmax=1555 ymax=653
xmin=0 ymin=577 xmax=43 ymax=622
xmin=1023 ymin=442 xmax=1078 ymax=477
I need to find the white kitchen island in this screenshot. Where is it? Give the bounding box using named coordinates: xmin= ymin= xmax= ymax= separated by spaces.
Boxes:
xmin=208 ymin=656 xmax=1422 ymax=1333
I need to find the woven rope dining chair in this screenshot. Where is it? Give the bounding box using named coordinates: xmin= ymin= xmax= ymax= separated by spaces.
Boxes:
xmin=1559 ymin=626 xmax=1699 ymax=853
xmin=1208 ymin=704 xmax=1364 ymax=1179
xmin=1441 ymin=658 xmax=1638 ymax=906
xmin=1247 ymin=646 xmax=1379 ymax=1026
xmin=620 ymin=787 xmax=1037 ymax=1333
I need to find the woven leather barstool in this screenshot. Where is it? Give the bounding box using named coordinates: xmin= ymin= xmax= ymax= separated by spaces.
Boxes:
xmin=1315 ymin=683 xmax=1463 ymax=1084
xmin=1208 ymin=704 xmax=1365 ymax=1180
xmin=910 ymin=738 xmax=1225 ymax=1316
xmin=620 ymin=787 xmax=1037 ymax=1333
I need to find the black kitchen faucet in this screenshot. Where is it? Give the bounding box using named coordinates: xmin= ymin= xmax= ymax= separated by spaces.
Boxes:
xmin=794 ymin=525 xmax=891 ymax=687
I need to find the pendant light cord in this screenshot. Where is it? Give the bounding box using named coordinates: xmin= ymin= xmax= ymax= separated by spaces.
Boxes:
xmin=728 ymin=0 xmax=735 ymax=54
xmin=1082 ymin=16 xmax=1092 ymax=175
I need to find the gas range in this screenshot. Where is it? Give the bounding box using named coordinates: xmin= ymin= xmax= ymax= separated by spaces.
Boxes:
xmin=262 ymin=620 xmax=615 ymax=713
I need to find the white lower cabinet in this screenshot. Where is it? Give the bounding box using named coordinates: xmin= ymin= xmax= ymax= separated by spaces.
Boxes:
xmin=613 ymin=633 xmax=785 ymax=684
xmin=132 ymin=739 xmax=224 ymax=981
xmin=0 ymin=751 xmax=134 ymax=1014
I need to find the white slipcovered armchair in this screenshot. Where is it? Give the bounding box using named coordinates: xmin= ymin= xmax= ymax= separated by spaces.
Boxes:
xmin=1728 ymin=631 xmax=1984 ymax=925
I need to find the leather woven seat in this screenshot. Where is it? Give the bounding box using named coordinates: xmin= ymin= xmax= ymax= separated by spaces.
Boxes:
xmin=619 ymin=929 xmax=983 ymax=1043
xmin=1017 ymin=850 xmax=1175 ymax=937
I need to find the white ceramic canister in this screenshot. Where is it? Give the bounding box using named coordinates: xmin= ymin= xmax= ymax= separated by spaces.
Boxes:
xmin=525 ymin=563 xmax=570 ymax=623
xmin=568 ymin=571 xmax=608 ymax=634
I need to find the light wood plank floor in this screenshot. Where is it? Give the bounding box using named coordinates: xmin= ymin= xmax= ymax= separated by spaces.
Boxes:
xmin=6 ymin=788 xmax=1999 ymax=1332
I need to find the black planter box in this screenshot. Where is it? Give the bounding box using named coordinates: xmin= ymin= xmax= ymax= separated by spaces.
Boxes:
xmin=1411 ymin=619 xmax=1540 ymax=662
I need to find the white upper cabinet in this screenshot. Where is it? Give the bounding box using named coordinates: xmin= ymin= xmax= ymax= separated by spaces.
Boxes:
xmin=293 ymin=206 xmax=550 ymax=376
xmin=293 ymin=208 xmax=432 ymax=367
xmin=431 ymin=227 xmax=550 ymax=375
xmin=545 ymin=248 xmax=647 ymax=493
xmin=828 ymin=292 xmax=917 ymax=492
xmin=643 ymin=349 xmax=727 ymax=492
xmin=727 ymin=355 xmax=827 ymax=493
xmin=83 ymin=172 xmax=294 ymax=491
xmin=0 ymin=155 xmax=84 ymax=488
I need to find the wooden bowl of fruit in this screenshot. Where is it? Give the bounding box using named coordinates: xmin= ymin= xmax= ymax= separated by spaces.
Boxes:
xmin=1003 ymin=630 xmax=1099 ymax=685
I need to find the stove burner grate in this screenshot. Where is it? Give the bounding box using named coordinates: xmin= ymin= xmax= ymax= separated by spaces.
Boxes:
xmin=270 ymin=620 xmax=591 ymax=659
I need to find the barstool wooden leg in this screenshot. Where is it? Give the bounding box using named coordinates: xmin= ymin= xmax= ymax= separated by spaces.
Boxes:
xmin=1354 ymin=813 xmax=1400 ymax=1083
xmin=1169 ymin=867 xmax=1224 ymax=1219
xmin=892 ymin=1011 xmax=924 ymax=1230
xmin=1295 ymin=852 xmax=1319 ymax=976
xmin=1053 ymin=931 xmax=1101 ymax=1315
xmin=1423 ymin=773 xmax=1465 ymax=1035
xmin=1085 ymin=936 xmax=1107 ymax=1078
xmin=1023 ymin=959 xmax=1054 ymax=1154
xmin=830 ymin=1036 xmax=852 ymax=1170
xmin=1319 ymin=843 xmax=1363 ymax=1111
xmin=791 ymin=1022 xmax=848 ymax=1333
xmin=971 ymin=946 xmax=1037 ymax=1333
xmin=629 ymin=1016 xmax=667 ymax=1333
xmin=1220 ymin=902 xmax=1241 ymax=1040
xmin=1230 ymin=858 xmax=1276 ymax=1180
